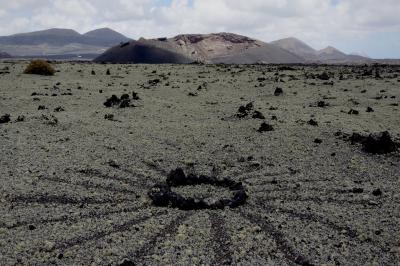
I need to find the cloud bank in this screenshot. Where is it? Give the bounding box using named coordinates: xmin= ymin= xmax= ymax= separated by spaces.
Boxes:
xmin=0 ymin=0 xmax=399 ymax=58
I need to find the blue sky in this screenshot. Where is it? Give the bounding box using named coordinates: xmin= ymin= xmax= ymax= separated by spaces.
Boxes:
xmin=0 ymin=0 xmax=399 ymax=58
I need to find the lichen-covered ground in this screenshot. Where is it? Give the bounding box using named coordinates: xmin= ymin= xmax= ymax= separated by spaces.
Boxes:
xmin=0 ymin=61 xmax=400 ymax=265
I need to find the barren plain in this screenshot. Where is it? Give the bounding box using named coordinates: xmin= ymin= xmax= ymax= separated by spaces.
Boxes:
xmin=0 ymin=61 xmax=400 ymax=265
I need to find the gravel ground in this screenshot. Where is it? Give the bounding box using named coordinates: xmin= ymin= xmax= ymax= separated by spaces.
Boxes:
xmin=0 ymin=61 xmax=400 ymax=265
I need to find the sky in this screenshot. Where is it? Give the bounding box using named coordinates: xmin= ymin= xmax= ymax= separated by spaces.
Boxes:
xmin=0 ymin=0 xmax=399 ymax=58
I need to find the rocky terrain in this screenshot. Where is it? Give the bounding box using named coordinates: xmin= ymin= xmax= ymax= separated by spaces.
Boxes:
xmin=0 ymin=61 xmax=400 ymax=265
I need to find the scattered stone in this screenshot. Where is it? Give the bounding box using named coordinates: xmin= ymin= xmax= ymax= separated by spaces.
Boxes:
xmin=236 ymin=102 xmax=253 ymax=118
xmin=38 ymin=105 xmax=47 ymax=110
xmin=104 ymin=93 xmax=137 ymax=108
xmin=16 ymin=115 xmax=25 ymax=122
xmin=352 ymin=188 xmax=364 ymax=194
xmin=132 ymin=91 xmax=140 ymax=100
xmin=274 ymin=87 xmax=283 ymax=96
xmin=366 ymin=107 xmax=374 ymax=113
xmin=314 ymin=138 xmax=322 ymax=144
xmin=235 ymin=102 xmax=265 ymax=120
xmin=119 ymin=99 xmax=130 ymax=108
xmin=108 ymin=160 xmax=120 ymax=168
xmin=308 ymin=119 xmax=318 ymax=126
xmin=120 ymin=94 xmax=130 ymax=100
xmin=104 ymin=114 xmax=114 ymax=121
xmin=0 ymin=114 xmax=11 ymax=124
xmin=41 ymin=114 xmax=58 ymax=126
xmin=252 ymin=111 xmax=265 ymax=119
xmin=106 ymin=69 xmax=111 ymax=75
xmin=91 ymin=70 xmax=96 ymax=75
xmin=28 ymin=225 xmax=36 ymax=230
xmin=54 ymin=106 xmax=65 ymax=112
xmin=372 ymin=189 xmax=382 ymax=196
xmin=348 ymin=109 xmax=359 ymax=115
xmin=258 ymin=122 xmax=274 ymax=132
xmin=148 ymin=79 xmax=161 ymax=86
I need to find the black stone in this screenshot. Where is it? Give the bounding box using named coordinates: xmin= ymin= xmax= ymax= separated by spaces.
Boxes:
xmin=352 ymin=188 xmax=364 ymax=193
xmin=348 ymin=109 xmax=359 ymax=115
xmin=104 ymin=95 xmax=121 ymax=107
xmin=314 ymin=138 xmax=322 ymax=144
xmin=372 ymin=189 xmax=382 ymax=196
xmin=317 ymin=101 xmax=329 ymax=108
xmin=252 ymin=111 xmax=265 ymax=119
xmin=366 ymin=107 xmax=374 ymax=113
xmin=258 ymin=122 xmax=274 ymax=132
xmin=119 ymin=99 xmax=131 ymax=108
xmin=0 ymin=114 xmax=10 ymax=124
xmin=308 ymin=119 xmax=318 ymax=126
xmin=274 ymin=87 xmax=283 ymax=96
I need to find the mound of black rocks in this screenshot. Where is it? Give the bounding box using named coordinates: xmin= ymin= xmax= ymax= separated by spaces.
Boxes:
xmin=340 ymin=131 xmax=398 ymax=154
xmin=236 ymin=102 xmax=265 ymax=119
xmin=148 ymin=168 xmax=248 ymax=210
xmin=104 ymin=92 xmax=139 ymax=108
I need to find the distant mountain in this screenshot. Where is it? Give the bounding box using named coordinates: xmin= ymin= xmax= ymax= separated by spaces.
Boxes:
xmin=271 ymin=37 xmax=317 ymax=60
xmin=271 ymin=37 xmax=372 ymax=64
xmin=317 ymin=46 xmax=348 ymax=61
xmin=0 ymin=51 xmax=12 ymax=58
xmin=83 ymin=28 xmax=131 ymax=46
xmin=95 ymin=33 xmax=304 ymax=64
xmin=0 ymin=28 xmax=131 ymax=57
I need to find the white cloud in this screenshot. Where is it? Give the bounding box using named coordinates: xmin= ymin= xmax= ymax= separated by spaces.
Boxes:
xmin=0 ymin=0 xmax=399 ymax=56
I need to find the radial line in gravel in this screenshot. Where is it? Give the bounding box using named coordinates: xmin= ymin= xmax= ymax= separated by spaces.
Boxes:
xmin=7 ymin=194 xmax=137 ymax=205
xmin=239 ymin=209 xmax=315 ymax=266
xmin=209 ymin=211 xmax=234 ymax=265
xmin=51 ymin=210 xmax=169 ymax=252
xmin=3 ymin=204 xmax=148 ymax=230
xmin=127 ymin=212 xmax=192 ymax=264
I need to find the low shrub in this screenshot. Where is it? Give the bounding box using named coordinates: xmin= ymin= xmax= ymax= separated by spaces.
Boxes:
xmin=24 ymin=60 xmax=55 ymax=76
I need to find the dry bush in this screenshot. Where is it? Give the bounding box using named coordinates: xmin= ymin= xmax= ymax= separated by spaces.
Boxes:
xmin=23 ymin=60 xmax=55 ymax=76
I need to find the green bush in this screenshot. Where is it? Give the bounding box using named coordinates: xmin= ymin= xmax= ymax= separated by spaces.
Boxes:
xmin=24 ymin=60 xmax=55 ymax=76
